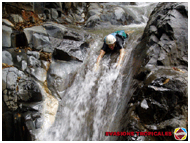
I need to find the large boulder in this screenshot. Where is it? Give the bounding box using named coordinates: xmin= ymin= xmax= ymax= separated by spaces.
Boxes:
xmin=47 ymin=60 xmax=81 ymax=100
xmin=142 ymin=2 xmax=188 ymax=68
xmin=24 ymin=26 xmax=48 ymax=48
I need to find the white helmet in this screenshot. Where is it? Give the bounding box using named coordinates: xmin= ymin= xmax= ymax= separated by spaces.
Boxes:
xmin=105 ymin=34 xmax=116 ymax=45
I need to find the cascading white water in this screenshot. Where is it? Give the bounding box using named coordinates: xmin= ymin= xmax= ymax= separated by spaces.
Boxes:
xmin=39 ymin=2 xmax=158 ymax=141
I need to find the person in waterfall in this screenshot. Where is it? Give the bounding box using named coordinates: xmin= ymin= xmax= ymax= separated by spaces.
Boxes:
xmin=95 ymin=30 xmax=134 ymax=70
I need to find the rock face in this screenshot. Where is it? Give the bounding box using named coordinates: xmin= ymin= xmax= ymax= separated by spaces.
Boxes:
xmin=2 ymin=2 xmax=188 ymax=141
xmin=2 ymin=7 xmax=93 ymax=139
xmin=85 ymin=3 xmax=130 ymax=28
xmin=119 ymin=2 xmax=188 ymax=141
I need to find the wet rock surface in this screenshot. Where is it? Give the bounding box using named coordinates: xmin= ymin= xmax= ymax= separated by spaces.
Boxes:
xmin=118 ymin=2 xmax=188 ymax=141
xmin=2 ymin=2 xmax=95 ymax=140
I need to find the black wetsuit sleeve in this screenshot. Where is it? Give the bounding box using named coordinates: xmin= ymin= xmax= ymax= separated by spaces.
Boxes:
xmin=101 ymin=42 xmax=108 ymax=52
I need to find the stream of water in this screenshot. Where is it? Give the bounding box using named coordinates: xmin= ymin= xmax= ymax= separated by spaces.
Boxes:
xmin=39 ymin=2 xmax=157 ymax=141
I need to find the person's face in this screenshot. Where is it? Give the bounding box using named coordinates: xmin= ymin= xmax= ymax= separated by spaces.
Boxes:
xmin=108 ymin=42 xmax=116 ymax=50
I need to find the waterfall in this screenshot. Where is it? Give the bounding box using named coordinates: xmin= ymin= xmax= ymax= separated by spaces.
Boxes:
xmin=39 ymin=2 xmax=158 ymax=141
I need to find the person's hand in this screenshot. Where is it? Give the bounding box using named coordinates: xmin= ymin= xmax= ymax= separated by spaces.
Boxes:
xmin=94 ymin=63 xmax=99 ymax=71
xmin=125 ymin=30 xmax=134 ymax=35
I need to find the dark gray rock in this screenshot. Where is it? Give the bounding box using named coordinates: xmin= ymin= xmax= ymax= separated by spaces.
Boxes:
xmin=121 ymin=2 xmax=188 ymax=141
xmin=50 ymin=8 xmax=58 ymax=19
xmin=86 ymin=3 xmax=102 ymax=19
xmin=63 ymin=30 xmax=83 ymax=41
xmin=43 ymin=22 xmax=67 ymax=39
xmin=32 ymin=33 xmax=51 ymax=52
xmin=24 ymin=26 xmax=48 ymax=47
xmin=55 ymin=39 xmax=84 ymax=61
xmin=85 ymin=15 xmax=100 ymax=28
xmin=142 ymin=2 xmax=188 ymax=67
xmin=2 ymin=67 xmax=27 ymax=110
xmin=44 ymin=8 xmax=51 ymax=20
xmin=47 ymin=60 xmax=81 ymax=99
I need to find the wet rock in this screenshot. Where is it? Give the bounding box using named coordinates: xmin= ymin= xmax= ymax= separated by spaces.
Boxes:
xmin=22 ymin=102 xmax=43 ymax=111
xmin=114 ymin=7 xmax=125 ymax=21
xmin=2 ymin=51 xmax=13 ymax=65
xmin=2 ymin=64 xmax=58 ymax=141
xmin=87 ymin=3 xmax=102 ymax=18
xmin=142 ymin=2 xmax=188 ymax=68
xmin=50 ymin=8 xmax=58 ymax=19
xmin=24 ymin=26 xmax=48 ymax=47
xmin=74 ymin=2 xmax=87 ymax=16
xmin=44 ymin=8 xmax=51 ymax=20
xmin=38 ymin=13 xmax=46 ymax=21
xmin=43 ymin=22 xmax=67 ymax=39
xmin=2 ymin=69 xmax=8 ymax=90
xmin=2 ymin=19 xmax=14 ymax=28
xmin=17 ymin=80 xmax=39 ymax=102
xmin=6 ymin=70 xmax=18 ymax=90
xmin=64 ymin=17 xmax=73 ymax=23
xmin=27 ymin=56 xmax=41 ymax=67
xmin=9 ymin=14 xmax=24 ymax=23
xmin=123 ymin=2 xmax=188 ymax=141
xmin=30 ymin=67 xmax=47 ymax=83
xmin=35 ymin=117 xmax=43 ymax=129
xmin=2 ymin=25 xmax=12 ymax=47
xmin=53 ymin=48 xmax=75 ymax=61
xmin=55 ymin=39 xmax=85 ymax=61
xmin=2 ymin=67 xmax=27 ymax=111
xmin=22 ymin=60 xmax=27 ymax=71
xmin=85 ymin=15 xmax=100 ymax=28
xmin=27 ymin=51 xmax=40 ymax=59
xmin=17 ymin=55 xmax=22 ymax=62
xmin=145 ymin=115 xmax=186 ymax=131
xmin=5 ymin=48 xmax=27 ymax=71
xmin=32 ymin=33 xmax=51 ymax=52
xmin=41 ymin=60 xmax=50 ymax=70
xmin=47 ymin=60 xmax=81 ymax=99
xmin=73 ymin=14 xmax=84 ymax=23
xmin=26 ymin=54 xmax=47 ymax=83
xmin=63 ymin=30 xmax=83 ymax=41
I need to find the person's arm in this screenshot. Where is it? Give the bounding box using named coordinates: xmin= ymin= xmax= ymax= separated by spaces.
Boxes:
xmin=124 ymin=30 xmax=134 ymax=35
xmin=116 ymin=48 xmax=125 ymax=68
xmin=95 ymin=50 xmax=105 ymax=71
